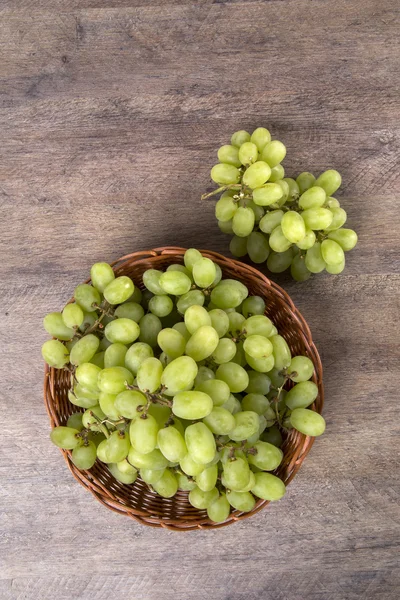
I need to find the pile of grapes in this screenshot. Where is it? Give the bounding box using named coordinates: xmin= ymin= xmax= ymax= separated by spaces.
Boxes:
xmin=205 ymin=128 xmax=358 ymax=280
xmin=42 ymin=249 xmax=325 ymax=523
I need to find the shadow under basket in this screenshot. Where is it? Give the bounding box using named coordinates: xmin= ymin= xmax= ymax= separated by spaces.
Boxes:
xmin=44 ymin=247 xmax=324 ymax=531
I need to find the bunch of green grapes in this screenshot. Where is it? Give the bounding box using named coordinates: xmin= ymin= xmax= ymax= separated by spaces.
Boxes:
xmin=42 ymin=249 xmax=325 ymax=523
xmin=205 ymin=127 xmax=358 ymax=280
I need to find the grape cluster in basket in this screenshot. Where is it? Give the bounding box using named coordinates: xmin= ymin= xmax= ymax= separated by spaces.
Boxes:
xmin=42 ymin=249 xmax=325 ymax=523
xmin=205 ymin=127 xmax=358 ymax=280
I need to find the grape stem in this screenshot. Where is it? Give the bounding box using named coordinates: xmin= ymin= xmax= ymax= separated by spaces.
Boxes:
xmin=89 ymin=411 xmax=110 ymax=438
xmin=125 ymin=383 xmax=173 ymax=408
xmin=201 ymin=184 xmax=241 ymax=200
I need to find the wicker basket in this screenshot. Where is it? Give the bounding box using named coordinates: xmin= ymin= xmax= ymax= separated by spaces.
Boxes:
xmin=44 ymin=247 xmax=324 ymax=531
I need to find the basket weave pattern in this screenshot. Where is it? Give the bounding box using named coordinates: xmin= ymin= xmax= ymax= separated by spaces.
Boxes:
xmin=44 ymin=247 xmax=324 ymax=531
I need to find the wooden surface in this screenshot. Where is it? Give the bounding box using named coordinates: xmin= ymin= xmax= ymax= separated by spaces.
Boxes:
xmin=1 ymin=1 xmax=399 ymax=598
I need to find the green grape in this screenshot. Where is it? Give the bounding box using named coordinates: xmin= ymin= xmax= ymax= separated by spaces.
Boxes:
xmin=229 ymin=411 xmax=259 ymax=441
xmin=43 ymin=312 xmax=75 ymax=341
xmin=269 ymin=325 xmax=278 ymax=336
xmin=141 ymin=290 xmax=154 ymax=310
xmin=217 ymin=144 xmax=241 ymax=167
xmin=161 ymin=356 xmax=198 ymax=395
xmin=241 ymin=393 xmax=270 ymax=415
xmin=242 ymin=315 xmax=274 ymax=338
xmin=42 ymin=340 xmax=70 ymax=368
xmin=103 ymin=276 xmax=134 ymax=305
xmin=229 ymin=235 xmax=248 ymax=258
xmin=98 ymin=391 xmax=119 ymax=419
xmin=242 ymin=161 xmax=271 ymax=189
xmin=124 ymin=342 xmax=153 ymax=375
xmin=126 ymin=287 xmax=141 ymax=304
xmin=147 ymin=295 xmax=172 ymax=318
xmin=269 ymin=164 xmax=285 ymax=183
xmin=246 ymin=199 xmax=264 ymax=223
xmin=248 ymin=441 xmax=283 ymax=471
xmin=275 ymin=180 xmax=290 ymax=205
xmin=189 ymin=486 xmax=219 ymax=509
xmin=136 ymin=357 xmax=163 ymax=393
xmin=180 ymin=454 xmax=205 ymax=476
xmin=90 ymin=352 xmax=105 ymax=368
xmin=172 ymin=322 xmax=191 ymax=342
xmin=142 ymin=269 xmax=164 ymax=295
xmin=269 ymin=226 xmax=292 ymax=252
xmin=74 ymin=284 xmax=101 ymax=313
xmin=282 ymin=177 xmax=300 ymax=202
xmin=71 ymin=443 xmax=97 ymax=471
xmin=296 ymin=228 xmax=316 ymax=250
xmin=270 ymin=335 xmax=291 ymax=370
xmin=296 ymin=172 xmax=316 ymax=194
xmin=128 ymin=447 xmax=168 ymax=470
xmin=225 ymin=490 xmax=255 ymax=512
xmin=250 ymin=127 xmax=271 ymax=150
xmin=114 ymin=390 xmax=146 ymax=418
xmin=82 ymin=406 xmax=106 ymax=432
xmin=326 ymin=259 xmax=346 ymax=274
xmin=253 ymin=183 xmax=283 ymax=206
xmin=192 ymin=258 xmax=216 ymax=288
xmin=228 ymin=311 xmax=246 ymax=335
xmin=211 ymin=279 xmax=248 ymax=309
xmin=140 ymin=468 xmax=165 ymax=485
xmin=196 ymin=379 xmax=230 ymax=407
xmin=298 ymin=186 xmax=326 ymax=210
xmin=159 ymin=271 xmax=192 ymax=296
xmin=285 ymin=381 xmax=318 ymax=409
xmin=177 ymin=290 xmax=205 ymax=314
xmin=238 ymin=141 xmax=258 ymax=165
xmin=184 ymin=248 xmax=202 ymax=271
xmin=242 ymin=296 xmax=265 ymax=318
xmin=67 ymin=412 xmax=84 ymax=431
xmin=327 ymin=228 xmax=358 ymax=251
xmin=129 ymin=414 xmax=159 ymax=454
xmin=104 ymin=343 xmax=128 ymax=369
xmin=302 ymin=207 xmax=333 ymax=230
xmin=194 ymin=366 xmax=215 ymax=387
xmin=96 ymin=439 xmax=111 ymax=463
xmin=186 ymin=326 xmax=219 ymax=362
xmin=290 ymin=408 xmax=325 ymax=436
xmin=246 ymin=231 xmax=270 ymax=263
xmin=50 ymin=426 xmax=81 ymax=449
xmin=222 ymin=394 xmax=242 ymax=414
xmin=99 ymin=335 xmax=112 ymax=351
xmin=315 ymin=169 xmax=341 ymax=196
xmin=75 ymin=363 xmax=101 ymax=390
xmin=321 ymin=239 xmax=345 ymax=266
xmin=167 ymin=264 xmax=192 ymax=280
xmin=184 ymin=305 xmax=211 ymax=334
xmin=90 ymin=262 xmax=115 ymax=293
xmin=223 ymin=457 xmax=251 ymax=491
xmin=232 ymin=206 xmax=255 ymax=237
xmin=196 ymin=464 xmax=218 ymax=492
xmin=216 ymin=362 xmax=249 ymax=393
xmin=211 ymin=338 xmax=237 ymax=364
xmin=157 ymin=426 xmax=187 ymax=462
xmin=207 ymin=493 xmax=230 ymax=522
xmin=305 ymin=242 xmax=326 ymax=273
xmin=117 ymin=458 xmax=138 ymax=476
xmin=210 ymin=163 xmax=240 ymax=185
xmin=104 ymin=318 xmax=139 ymax=345
xmin=245 ymin=371 xmax=271 ymax=395
xmin=245 ymin=353 xmax=274 ymax=373
xmin=69 ymin=384 xmax=98 ymax=408
xmin=172 ymin=391 xmax=213 ymax=420
xmin=288 ymin=356 xmax=314 ymax=382
xmin=203 ymin=407 xmax=235 ymax=435
xmin=260 ymin=210 xmax=284 ymax=238
xmin=106 ymin=430 xmax=130 ymax=462
xmin=267 ymin=249 xmax=293 ymax=273
xmin=291 ymin=255 xmax=312 ymax=281
xmin=212 ymin=263 xmax=223 ymax=287
xmin=157 ymin=328 xmax=186 ymax=359
xmin=148 ymin=404 xmax=172 ymax=428
xmin=208 ymin=308 xmax=230 ymax=338
xmin=98 ymin=366 xmax=133 ymax=394
xmin=185 ymin=422 xmax=216 ymax=464
xmin=231 ymin=130 xmax=251 ymax=147
xmin=70 ymin=334 xmax=100 ymax=366
xmin=251 ymin=472 xmax=286 ymax=501
xmin=108 ymin=462 xmax=138 ymax=484
xmin=243 ymin=335 xmax=273 ymax=360
xmin=62 ymin=303 xmax=84 ymax=329
xmin=151 ymin=469 xmax=178 ymax=498
xmin=267 ymin=367 xmax=285 ymax=388
xmin=139 ymin=314 xmax=162 ymax=347
xmin=231 ymin=341 xmax=247 ymax=367
xmin=281 ymin=211 xmax=306 ymax=244
xmin=325 ymin=207 xmax=347 ymax=231
xmin=260 ymin=140 xmax=286 ymax=167
xmin=261 ymin=425 xmax=283 ymax=447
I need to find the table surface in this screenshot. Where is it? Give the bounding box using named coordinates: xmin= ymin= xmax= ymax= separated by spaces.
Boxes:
xmin=1 ymin=1 xmax=399 ymax=599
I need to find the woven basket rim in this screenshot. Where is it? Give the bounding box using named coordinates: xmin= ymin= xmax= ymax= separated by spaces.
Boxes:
xmin=43 ymin=246 xmax=324 ymax=531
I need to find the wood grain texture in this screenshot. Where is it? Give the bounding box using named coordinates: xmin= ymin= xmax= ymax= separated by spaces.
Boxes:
xmin=0 ymin=0 xmax=399 ymax=598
